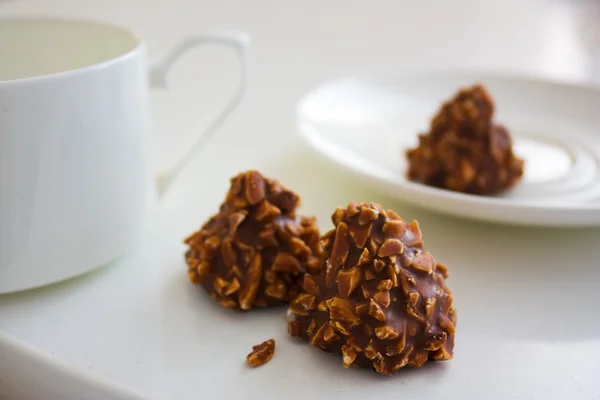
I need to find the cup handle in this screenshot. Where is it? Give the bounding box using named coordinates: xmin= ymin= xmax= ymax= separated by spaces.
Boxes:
xmin=149 ymin=31 xmax=249 ymax=196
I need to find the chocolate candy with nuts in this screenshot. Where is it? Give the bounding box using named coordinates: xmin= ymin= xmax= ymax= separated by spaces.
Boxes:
xmin=287 ymin=202 xmax=456 ymax=376
xmin=184 ymin=170 xmax=321 ymax=310
xmin=406 ymin=83 xmax=524 ymax=195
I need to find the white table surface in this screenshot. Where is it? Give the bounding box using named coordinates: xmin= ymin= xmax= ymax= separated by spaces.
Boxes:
xmin=1 ymin=0 xmax=600 ymax=399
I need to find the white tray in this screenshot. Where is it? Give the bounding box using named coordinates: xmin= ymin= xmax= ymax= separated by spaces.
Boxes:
xmin=1 ymin=159 xmax=600 ymax=400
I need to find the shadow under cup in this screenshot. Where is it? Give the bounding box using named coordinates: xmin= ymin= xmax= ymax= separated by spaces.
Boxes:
xmin=0 ymin=17 xmax=155 ymax=294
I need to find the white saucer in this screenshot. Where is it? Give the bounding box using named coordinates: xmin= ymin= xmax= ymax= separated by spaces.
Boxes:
xmin=295 ymin=71 xmax=600 ymax=227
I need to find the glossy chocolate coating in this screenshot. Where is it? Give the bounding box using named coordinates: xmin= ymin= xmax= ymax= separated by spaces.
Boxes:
xmin=185 ymin=171 xmax=321 ymax=310
xmin=288 ymin=202 xmax=456 ymax=375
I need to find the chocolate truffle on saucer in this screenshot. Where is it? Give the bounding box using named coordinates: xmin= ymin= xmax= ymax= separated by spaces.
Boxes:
xmin=406 ymin=83 xmax=524 ymax=195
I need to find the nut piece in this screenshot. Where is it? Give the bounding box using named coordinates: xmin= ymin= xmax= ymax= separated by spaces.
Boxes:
xmin=246 ymin=339 xmax=275 ymax=367
xmin=406 ymin=84 xmax=524 ymax=195
xmin=287 ymin=202 xmax=457 ymax=376
xmin=184 ymin=170 xmax=322 ymax=310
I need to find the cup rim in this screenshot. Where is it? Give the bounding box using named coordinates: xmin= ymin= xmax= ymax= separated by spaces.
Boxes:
xmin=0 ymin=16 xmax=144 ymax=86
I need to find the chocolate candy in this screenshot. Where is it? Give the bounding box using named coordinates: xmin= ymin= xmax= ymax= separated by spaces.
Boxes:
xmin=184 ymin=170 xmax=321 ymax=310
xmin=287 ymin=202 xmax=456 ymax=376
xmin=406 ymin=84 xmax=524 ymax=195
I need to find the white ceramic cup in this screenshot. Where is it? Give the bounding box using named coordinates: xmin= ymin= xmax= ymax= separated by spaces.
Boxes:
xmin=0 ymin=17 xmax=248 ymax=294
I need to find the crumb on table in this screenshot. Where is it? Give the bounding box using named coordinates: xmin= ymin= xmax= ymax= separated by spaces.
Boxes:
xmin=246 ymin=338 xmax=276 ymax=367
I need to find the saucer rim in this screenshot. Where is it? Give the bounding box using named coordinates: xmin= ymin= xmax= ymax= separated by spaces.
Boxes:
xmin=295 ymin=70 xmax=600 ymax=227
